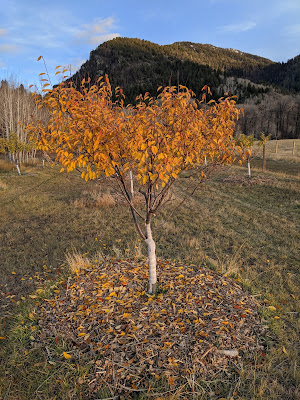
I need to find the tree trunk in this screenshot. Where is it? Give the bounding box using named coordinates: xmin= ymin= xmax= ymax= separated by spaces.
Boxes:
xmin=145 ymin=223 xmax=157 ymax=294
xmin=247 ymin=159 xmax=251 ymax=178
xmin=262 ymin=144 xmax=266 ymax=171
xmin=15 ymin=161 xmax=21 ymax=176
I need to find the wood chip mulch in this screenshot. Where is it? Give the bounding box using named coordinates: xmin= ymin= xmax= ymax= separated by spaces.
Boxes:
xmin=37 ymin=259 xmax=266 ymax=394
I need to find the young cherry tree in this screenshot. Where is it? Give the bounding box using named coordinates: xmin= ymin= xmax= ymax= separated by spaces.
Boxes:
xmin=258 ymin=132 xmax=271 ymax=171
xmin=236 ymin=134 xmax=255 ymax=178
xmin=27 ymin=74 xmax=242 ymax=293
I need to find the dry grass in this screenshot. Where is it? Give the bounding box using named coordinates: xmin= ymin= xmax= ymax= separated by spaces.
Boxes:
xmin=253 ymin=138 xmax=300 ymax=160
xmin=0 ymin=158 xmax=16 ymax=172
xmin=269 ymin=138 xmax=299 ymax=159
xmin=0 ymin=178 xmax=7 ymax=190
xmin=0 ymin=156 xmax=299 ymax=399
xmin=65 ymin=249 xmax=94 ymax=273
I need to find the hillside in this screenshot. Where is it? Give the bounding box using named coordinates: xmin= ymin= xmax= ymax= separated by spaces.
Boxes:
xmin=257 ymin=55 xmax=300 ymax=93
xmin=70 ymin=37 xmax=300 ymax=139
xmin=71 ymin=37 xmax=275 ymax=101
xmin=166 ymin=41 xmax=274 ymax=73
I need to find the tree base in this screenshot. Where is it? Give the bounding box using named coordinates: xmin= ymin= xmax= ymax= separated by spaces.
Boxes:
xmin=148 ymin=282 xmax=157 ymax=294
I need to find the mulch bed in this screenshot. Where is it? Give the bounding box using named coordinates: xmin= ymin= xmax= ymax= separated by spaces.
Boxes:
xmin=37 ymin=260 xmax=266 ymax=396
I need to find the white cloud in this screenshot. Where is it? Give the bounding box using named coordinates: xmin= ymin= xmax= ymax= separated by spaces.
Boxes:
xmin=0 ymin=28 xmax=8 ymax=37
xmin=219 ymin=21 xmax=257 ymax=33
xmin=276 ymin=0 xmax=300 ymax=13
xmin=88 ymin=33 xmax=120 ymax=45
xmin=69 ymin=58 xmax=87 ymax=73
xmin=0 ymin=43 xmax=18 ymax=53
xmin=284 ymin=24 xmax=300 ymax=36
xmin=75 ymin=17 xmax=120 ymax=45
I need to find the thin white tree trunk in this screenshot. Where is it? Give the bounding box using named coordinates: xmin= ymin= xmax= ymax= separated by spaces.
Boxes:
xmin=247 ymin=159 xmax=251 ymax=178
xmin=16 ymin=163 xmax=21 ymax=175
xmin=145 ymin=223 xmax=157 ymax=293
xmin=129 ymin=170 xmax=134 ymax=198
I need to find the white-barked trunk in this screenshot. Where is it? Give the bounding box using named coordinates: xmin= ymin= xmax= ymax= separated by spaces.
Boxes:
xmin=145 ymin=223 xmax=157 ymax=293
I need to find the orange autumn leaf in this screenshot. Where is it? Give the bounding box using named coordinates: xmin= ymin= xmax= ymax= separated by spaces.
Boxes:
xmin=168 ymin=376 xmax=175 ymax=386
xmin=62 ymin=352 xmax=72 ymax=359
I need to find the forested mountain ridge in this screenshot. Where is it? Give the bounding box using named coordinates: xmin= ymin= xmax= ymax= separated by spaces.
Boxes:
xmin=255 ymin=55 xmax=300 ymax=93
xmin=165 ymin=41 xmax=274 ymax=74
xmin=71 ymin=37 xmax=300 ymax=96
xmin=71 ymin=37 xmax=278 ymax=102
xmin=68 ymin=37 xmax=300 ymax=139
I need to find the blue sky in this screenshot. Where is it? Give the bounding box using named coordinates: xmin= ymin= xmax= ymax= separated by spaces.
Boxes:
xmin=1 ymin=0 xmax=300 ymax=87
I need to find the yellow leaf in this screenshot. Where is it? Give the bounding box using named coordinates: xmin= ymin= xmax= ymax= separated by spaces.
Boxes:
xmin=151 ymin=145 xmax=158 ymax=155
xmin=37 ymin=56 xmax=42 ymax=61
xmin=268 ymin=306 xmax=276 ymax=311
xmin=0 ymin=337 xmax=5 ymax=340
xmin=28 ymin=312 xmax=35 ymax=320
xmin=63 ymin=352 xmax=72 ymax=359
xmin=78 ymin=332 xmax=86 ymax=337
xmin=76 ymin=326 xmax=85 ymax=331
xmin=29 ymin=295 xmax=37 ymax=299
xmin=122 ymin=313 xmax=131 ymax=318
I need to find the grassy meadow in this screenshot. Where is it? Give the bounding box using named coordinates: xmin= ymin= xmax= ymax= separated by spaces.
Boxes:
xmin=0 ymin=139 xmax=299 ymax=399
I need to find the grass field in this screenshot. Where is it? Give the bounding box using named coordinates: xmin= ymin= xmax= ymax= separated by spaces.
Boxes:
xmin=0 ymin=139 xmax=299 ymax=399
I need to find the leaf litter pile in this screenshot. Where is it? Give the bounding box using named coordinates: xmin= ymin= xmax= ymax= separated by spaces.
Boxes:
xmin=37 ymin=260 xmax=265 ymax=395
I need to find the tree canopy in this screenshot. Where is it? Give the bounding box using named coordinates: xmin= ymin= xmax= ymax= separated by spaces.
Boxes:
xmin=27 ymin=73 xmax=242 ymax=292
